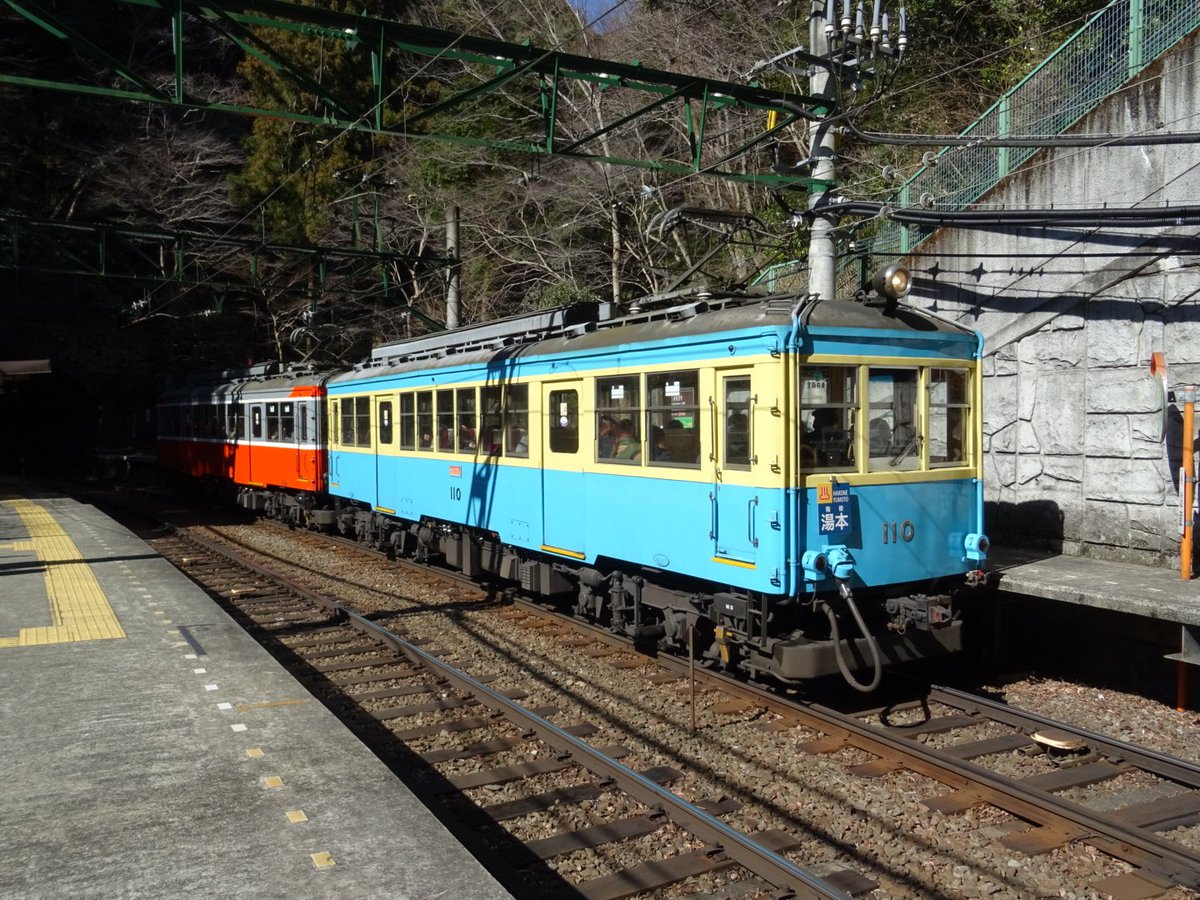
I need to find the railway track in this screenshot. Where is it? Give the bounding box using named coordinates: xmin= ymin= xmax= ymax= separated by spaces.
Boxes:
xmin=503 ymin=598 xmax=1200 ymax=900
xmin=112 ymin=491 xmax=1200 ymax=897
xmin=152 ymin=525 xmax=875 ymax=900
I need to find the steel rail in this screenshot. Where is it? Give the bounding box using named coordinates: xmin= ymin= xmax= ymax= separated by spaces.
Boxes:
xmin=926 ymin=682 xmax=1200 ymax=789
xmin=173 ymin=528 xmax=850 ymax=900
xmin=512 ymin=599 xmax=1200 ymax=888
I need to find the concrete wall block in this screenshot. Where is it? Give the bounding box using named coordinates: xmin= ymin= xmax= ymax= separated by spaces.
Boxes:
xmin=1166 ymin=318 xmax=1200 ymax=365
xmin=1017 ymin=454 xmax=1044 ymax=485
xmin=1087 ymin=369 xmax=1164 ymax=414
xmin=984 ymin=374 xmax=1018 ymax=426
xmin=986 ymin=450 xmax=1017 ymax=488
xmin=1020 ymin=327 xmax=1084 ymax=369
xmin=1032 ymin=399 xmax=1084 ymax=455
xmin=1048 ymin=311 xmax=1085 ymax=332
xmin=1084 ymin=458 xmax=1168 ymax=504
xmin=1131 ymin=412 xmax=1169 ymax=451
xmin=1017 ymin=420 xmax=1042 ymax=454
xmin=1085 ymin=307 xmax=1145 ymax=368
xmin=1085 ymin=414 xmax=1131 ymax=457
xmin=1129 ymin=504 xmax=1172 ymax=554
xmin=986 ymin=421 xmax=1019 ymax=453
xmin=1077 ymin=500 xmax=1131 ymax=548
xmin=1040 ymin=455 xmax=1084 ymax=484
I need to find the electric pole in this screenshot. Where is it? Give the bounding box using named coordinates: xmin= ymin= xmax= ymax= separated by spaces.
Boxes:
xmin=807 ymin=0 xmax=838 ymax=302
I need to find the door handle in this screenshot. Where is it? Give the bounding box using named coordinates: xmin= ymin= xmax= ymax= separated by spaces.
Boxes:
xmin=748 ymin=495 xmax=759 ymax=547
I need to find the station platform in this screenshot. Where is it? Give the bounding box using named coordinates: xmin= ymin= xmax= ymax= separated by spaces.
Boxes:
xmin=989 ymin=545 xmax=1200 ymax=627
xmin=0 ymin=484 xmax=512 ymax=899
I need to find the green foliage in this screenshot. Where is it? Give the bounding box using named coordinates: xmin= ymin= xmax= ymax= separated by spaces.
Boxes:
xmin=525 ymin=279 xmax=596 ymax=310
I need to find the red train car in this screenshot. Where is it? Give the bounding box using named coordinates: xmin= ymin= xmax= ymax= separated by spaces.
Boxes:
xmin=157 ymin=364 xmax=332 ymax=524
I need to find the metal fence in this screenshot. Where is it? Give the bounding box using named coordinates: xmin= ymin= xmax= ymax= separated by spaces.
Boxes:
xmin=860 ymin=0 xmax=1199 ymax=270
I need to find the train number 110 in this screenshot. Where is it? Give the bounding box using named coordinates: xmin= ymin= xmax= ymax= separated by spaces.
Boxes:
xmin=882 ymin=520 xmax=915 ymax=544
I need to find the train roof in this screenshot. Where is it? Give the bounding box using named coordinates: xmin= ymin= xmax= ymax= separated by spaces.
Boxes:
xmin=158 ymin=363 xmax=331 ymax=403
xmin=330 ymin=290 xmax=973 ymax=385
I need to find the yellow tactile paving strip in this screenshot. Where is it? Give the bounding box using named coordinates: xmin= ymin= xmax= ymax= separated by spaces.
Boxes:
xmin=0 ymin=499 xmax=126 ymax=647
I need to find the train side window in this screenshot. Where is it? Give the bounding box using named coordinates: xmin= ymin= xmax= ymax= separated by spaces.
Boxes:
xmin=297 ymin=402 xmax=308 ymax=443
xmin=230 ymin=403 xmax=244 ymax=440
xmin=378 ymin=400 xmax=393 ymax=446
xmin=505 ymin=384 xmax=529 ymax=458
xmin=928 ymin=368 xmax=969 ymax=467
xmin=340 ymin=398 xmax=355 ymax=445
xmin=330 ymin=400 xmax=340 ymax=446
xmin=481 ymin=386 xmax=502 ymax=454
xmin=800 ymin=366 xmax=856 ymax=472
xmin=436 ymin=390 xmax=455 ymax=452
xmin=417 ymin=391 xmax=433 ymax=450
xmin=251 ymin=404 xmax=264 ymax=440
xmin=647 ymin=371 xmax=700 ymax=467
xmin=266 ymin=402 xmax=281 ymax=440
xmin=354 ymin=396 xmax=371 ymax=448
xmin=281 ymin=403 xmax=295 ymax=441
xmin=399 ymin=394 xmax=416 ymax=450
xmin=596 ymin=376 xmax=640 ymax=463
xmin=547 ymin=389 xmax=578 ymax=454
xmin=456 ymin=388 xmax=477 ymax=452
xmin=723 ymin=376 xmax=752 ymax=469
xmin=867 ymin=367 xmax=920 ymax=471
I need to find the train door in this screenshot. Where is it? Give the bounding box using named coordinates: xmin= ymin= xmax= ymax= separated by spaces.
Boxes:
xmin=711 ymin=370 xmax=758 ymax=565
xmin=375 ymin=395 xmax=394 ymax=510
xmin=248 ymin=402 xmax=265 ymax=484
xmin=541 ymin=380 xmax=585 ymax=555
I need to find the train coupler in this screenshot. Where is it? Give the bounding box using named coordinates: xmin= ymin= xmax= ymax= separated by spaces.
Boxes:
xmin=885 ymin=594 xmax=954 ymax=634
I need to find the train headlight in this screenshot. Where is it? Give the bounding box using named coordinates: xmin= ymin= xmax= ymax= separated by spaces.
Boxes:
xmin=871 ymin=263 xmax=911 ymax=300
xmin=801 ymin=550 xmax=828 ymax=582
xmin=964 ymin=532 xmax=989 ymax=562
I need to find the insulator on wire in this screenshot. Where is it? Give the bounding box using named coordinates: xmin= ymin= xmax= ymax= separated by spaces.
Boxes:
xmin=881 ymin=11 xmax=891 ymax=49
xmin=870 ymin=0 xmax=881 ymax=41
xmin=855 ymin=3 xmax=866 ymax=39
xmin=898 ymin=5 xmax=908 ymax=51
xmin=842 ymin=0 xmax=852 ymax=34
xmin=826 ymin=0 xmax=836 ymax=39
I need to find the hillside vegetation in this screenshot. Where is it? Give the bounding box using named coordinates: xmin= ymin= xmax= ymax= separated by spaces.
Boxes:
xmin=0 ymin=0 xmax=1100 ymax=375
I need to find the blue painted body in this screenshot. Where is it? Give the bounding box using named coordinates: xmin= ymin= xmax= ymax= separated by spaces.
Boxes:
xmin=800 ymin=480 xmax=977 ymax=589
xmin=326 ymin=303 xmax=984 ymax=600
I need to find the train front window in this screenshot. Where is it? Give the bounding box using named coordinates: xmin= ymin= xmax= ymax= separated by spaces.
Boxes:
xmin=929 ymin=368 xmax=969 ymax=467
xmin=800 ymin=366 xmax=856 ymax=472
xmin=868 ymin=368 xmax=921 ymax=471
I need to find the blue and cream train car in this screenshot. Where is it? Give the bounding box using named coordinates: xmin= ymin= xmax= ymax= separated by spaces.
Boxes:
xmin=325 ymin=287 xmax=988 ymax=688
